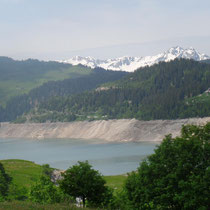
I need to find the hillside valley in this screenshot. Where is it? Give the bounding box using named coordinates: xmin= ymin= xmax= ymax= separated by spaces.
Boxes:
xmin=0 ymin=57 xmax=92 ymax=106
xmin=0 ymin=54 xmax=210 ymax=124
xmin=0 ymin=63 xmax=127 ymax=121
xmin=18 ymin=59 xmax=210 ymax=123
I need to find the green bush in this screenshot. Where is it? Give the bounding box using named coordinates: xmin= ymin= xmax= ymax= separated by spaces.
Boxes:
xmin=30 ymin=176 xmax=63 ymax=204
xmin=8 ymin=184 xmax=28 ymax=201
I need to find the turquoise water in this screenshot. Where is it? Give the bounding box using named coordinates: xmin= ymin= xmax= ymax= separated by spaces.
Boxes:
xmin=0 ymin=138 xmax=158 ymax=175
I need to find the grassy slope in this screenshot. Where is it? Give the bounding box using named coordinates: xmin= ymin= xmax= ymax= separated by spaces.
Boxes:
xmin=185 ymin=92 xmax=210 ymax=104
xmin=0 ymin=159 xmax=126 ymax=209
xmin=0 ymin=159 xmax=43 ymax=189
xmin=0 ymin=159 xmax=98 ymax=209
xmin=177 ymin=92 xmax=210 ymax=118
xmin=0 ymin=159 xmax=126 ymax=192
xmin=0 ymin=201 xmax=81 ymax=210
xmin=0 ymin=64 xmax=91 ymax=106
xmin=104 ymin=175 xmax=127 ymax=193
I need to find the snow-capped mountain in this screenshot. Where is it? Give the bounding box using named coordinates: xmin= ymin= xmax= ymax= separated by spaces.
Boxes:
xmin=60 ymin=47 xmax=210 ymax=72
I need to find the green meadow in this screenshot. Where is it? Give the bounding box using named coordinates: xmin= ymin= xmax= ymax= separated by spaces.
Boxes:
xmin=0 ymin=159 xmax=126 ymax=192
xmin=0 ymin=159 xmax=126 ymax=209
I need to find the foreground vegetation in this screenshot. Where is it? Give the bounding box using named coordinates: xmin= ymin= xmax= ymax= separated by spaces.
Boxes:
xmin=0 ymin=161 xmax=126 ymax=192
xmin=0 ymin=123 xmax=209 ymax=209
xmin=0 ymin=201 xmax=82 ymax=210
xmin=0 ymin=159 xmax=126 ymax=208
xmin=0 ymin=159 xmax=43 ymax=189
xmin=104 ymin=175 xmax=127 ymax=193
xmin=125 ymin=123 xmax=210 ymax=209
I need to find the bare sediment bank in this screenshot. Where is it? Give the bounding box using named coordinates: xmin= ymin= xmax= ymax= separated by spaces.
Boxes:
xmin=0 ymin=117 xmax=209 ymax=142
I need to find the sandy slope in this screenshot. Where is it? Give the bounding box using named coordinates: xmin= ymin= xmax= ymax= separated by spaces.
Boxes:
xmin=0 ymin=117 xmax=209 ymax=142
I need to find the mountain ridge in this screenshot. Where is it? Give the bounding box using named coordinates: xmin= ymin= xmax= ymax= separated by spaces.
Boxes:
xmin=60 ymin=46 xmax=210 ymax=72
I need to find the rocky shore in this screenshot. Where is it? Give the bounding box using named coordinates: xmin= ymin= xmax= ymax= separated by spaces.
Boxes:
xmin=0 ymin=117 xmax=209 ymax=142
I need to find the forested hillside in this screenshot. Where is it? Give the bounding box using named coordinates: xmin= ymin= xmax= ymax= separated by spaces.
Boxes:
xmin=0 ymin=57 xmax=92 ymax=105
xmin=202 ymin=59 xmax=210 ymax=64
xmin=0 ymin=68 xmax=127 ymax=122
xmin=22 ymin=59 xmax=210 ymax=122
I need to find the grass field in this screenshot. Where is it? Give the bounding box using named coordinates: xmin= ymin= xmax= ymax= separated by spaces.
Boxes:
xmin=0 ymin=159 xmax=43 ymax=189
xmin=0 ymin=159 xmax=126 ymax=192
xmin=0 ymin=159 xmax=127 ymax=209
xmin=104 ymin=175 xmax=127 ymax=193
xmin=0 ymin=201 xmax=82 ymax=210
xmin=0 ymin=159 xmax=126 ymax=209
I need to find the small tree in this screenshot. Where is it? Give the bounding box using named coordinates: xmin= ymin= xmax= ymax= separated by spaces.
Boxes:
xmin=8 ymin=184 xmax=28 ymax=201
xmin=0 ymin=162 xmax=12 ymax=201
xmin=60 ymin=161 xmax=112 ymax=207
xmin=125 ymin=123 xmax=210 ymax=209
xmin=42 ymin=164 xmax=53 ymax=178
xmin=30 ymin=175 xmax=62 ymax=204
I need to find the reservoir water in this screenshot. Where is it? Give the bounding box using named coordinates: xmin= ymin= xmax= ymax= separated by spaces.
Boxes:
xmin=0 ymin=138 xmax=159 ymax=175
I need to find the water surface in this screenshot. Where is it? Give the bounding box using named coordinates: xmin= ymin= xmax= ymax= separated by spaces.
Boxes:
xmin=0 ymin=138 xmax=159 ymax=175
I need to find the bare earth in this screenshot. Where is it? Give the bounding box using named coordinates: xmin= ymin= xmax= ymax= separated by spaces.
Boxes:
xmin=0 ymin=117 xmax=209 ymax=142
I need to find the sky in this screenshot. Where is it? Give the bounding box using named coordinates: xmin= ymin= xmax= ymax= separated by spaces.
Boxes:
xmin=0 ymin=0 xmax=210 ymax=60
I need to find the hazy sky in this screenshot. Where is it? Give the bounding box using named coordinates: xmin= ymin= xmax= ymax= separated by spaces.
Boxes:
xmin=0 ymin=0 xmax=210 ymax=59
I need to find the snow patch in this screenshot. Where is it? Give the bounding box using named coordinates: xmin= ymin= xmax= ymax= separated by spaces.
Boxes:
xmin=59 ymin=46 xmax=210 ymax=72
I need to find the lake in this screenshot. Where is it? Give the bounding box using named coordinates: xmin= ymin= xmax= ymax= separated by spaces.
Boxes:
xmin=0 ymin=138 xmax=159 ymax=175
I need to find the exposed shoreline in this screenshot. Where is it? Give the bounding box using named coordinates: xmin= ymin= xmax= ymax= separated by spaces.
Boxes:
xmin=0 ymin=117 xmax=209 ymax=142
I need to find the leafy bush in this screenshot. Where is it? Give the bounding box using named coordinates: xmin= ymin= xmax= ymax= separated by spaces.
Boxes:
xmin=41 ymin=164 xmax=54 ymax=178
xmin=8 ymin=184 xmax=28 ymax=201
xmin=30 ymin=176 xmax=63 ymax=204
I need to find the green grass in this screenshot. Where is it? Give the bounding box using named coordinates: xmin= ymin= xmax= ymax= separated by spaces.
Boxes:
xmin=185 ymin=92 xmax=210 ymax=104
xmin=104 ymin=175 xmax=127 ymax=193
xmin=0 ymin=201 xmax=84 ymax=210
xmin=0 ymin=159 xmax=126 ymax=208
xmin=0 ymin=160 xmax=99 ymax=209
xmin=0 ymin=159 xmax=43 ymax=189
xmin=1 ymin=159 xmax=127 ymax=193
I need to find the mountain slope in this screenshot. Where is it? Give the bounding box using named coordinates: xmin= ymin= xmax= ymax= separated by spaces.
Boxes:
xmin=202 ymin=59 xmax=210 ymax=64
xmin=0 ymin=68 xmax=127 ymax=122
xmin=60 ymin=47 xmax=210 ymax=72
xmin=22 ymin=59 xmax=210 ymax=122
xmin=0 ymin=57 xmax=92 ymax=106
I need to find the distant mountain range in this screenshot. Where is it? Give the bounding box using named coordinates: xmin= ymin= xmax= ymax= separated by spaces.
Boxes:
xmin=60 ymin=46 xmax=210 ymax=72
